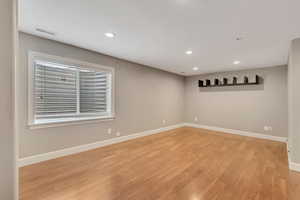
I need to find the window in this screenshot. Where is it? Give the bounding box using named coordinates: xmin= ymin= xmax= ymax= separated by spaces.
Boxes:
xmin=28 ymin=52 xmax=115 ymax=127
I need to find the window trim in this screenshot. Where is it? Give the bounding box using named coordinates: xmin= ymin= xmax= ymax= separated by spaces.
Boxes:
xmin=28 ymin=51 xmax=115 ymax=128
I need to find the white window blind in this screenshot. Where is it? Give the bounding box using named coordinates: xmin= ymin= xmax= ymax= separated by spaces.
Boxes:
xmin=79 ymin=71 xmax=108 ymax=113
xmin=29 ymin=52 xmax=114 ymax=126
xmin=34 ymin=62 xmax=78 ymax=119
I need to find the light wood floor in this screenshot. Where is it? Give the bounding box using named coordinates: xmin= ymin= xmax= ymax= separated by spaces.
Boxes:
xmin=290 ymin=171 xmax=300 ymax=199
xmin=20 ymin=127 xmax=299 ymax=200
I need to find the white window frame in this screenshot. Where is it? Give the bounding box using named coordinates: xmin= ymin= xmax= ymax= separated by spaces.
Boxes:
xmin=28 ymin=51 xmax=115 ymax=128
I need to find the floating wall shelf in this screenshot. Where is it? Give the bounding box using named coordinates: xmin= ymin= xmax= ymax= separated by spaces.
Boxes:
xmin=198 ymin=75 xmax=261 ymax=87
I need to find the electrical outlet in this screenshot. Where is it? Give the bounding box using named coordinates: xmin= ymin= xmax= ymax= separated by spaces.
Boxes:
xmin=162 ymin=120 xmax=166 ymax=125
xmin=116 ymin=132 xmax=121 ymax=136
xmin=107 ymin=128 xmax=112 ymax=134
xmin=194 ymin=117 xmax=198 ymax=122
xmin=264 ymin=126 xmax=272 ymax=131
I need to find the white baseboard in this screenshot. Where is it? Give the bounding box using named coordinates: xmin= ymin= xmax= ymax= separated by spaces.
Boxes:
xmin=287 ymin=143 xmax=291 ymax=165
xmin=290 ymin=162 xmax=300 ymax=172
xmin=18 ymin=123 xmax=289 ymax=167
xmin=287 ymin=143 xmax=300 ymax=172
xmin=184 ymin=123 xmax=287 ymax=143
xmin=18 ymin=123 xmax=185 ymax=167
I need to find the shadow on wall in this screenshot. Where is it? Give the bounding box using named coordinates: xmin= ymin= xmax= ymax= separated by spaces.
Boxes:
xmin=199 ymin=77 xmax=265 ymax=92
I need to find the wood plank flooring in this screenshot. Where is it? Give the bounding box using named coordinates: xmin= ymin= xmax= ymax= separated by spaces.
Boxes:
xmin=290 ymin=171 xmax=300 ymax=199
xmin=20 ymin=127 xmax=297 ymax=200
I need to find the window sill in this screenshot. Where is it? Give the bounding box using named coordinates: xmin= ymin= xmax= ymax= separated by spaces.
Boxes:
xmin=28 ymin=115 xmax=115 ymax=129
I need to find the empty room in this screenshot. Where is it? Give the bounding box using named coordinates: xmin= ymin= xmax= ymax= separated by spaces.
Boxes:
xmin=1 ymin=0 xmax=300 ymax=199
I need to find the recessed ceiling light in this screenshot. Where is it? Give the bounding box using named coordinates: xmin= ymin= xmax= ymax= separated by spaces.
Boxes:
xmin=105 ymin=32 xmax=115 ymax=38
xmin=233 ymin=60 xmax=241 ymax=65
xmin=193 ymin=67 xmax=199 ymax=71
xmin=185 ymin=50 xmax=193 ymax=55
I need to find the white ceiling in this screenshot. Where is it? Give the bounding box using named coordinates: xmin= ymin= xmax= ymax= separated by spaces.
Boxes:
xmin=19 ymin=0 xmax=300 ymax=76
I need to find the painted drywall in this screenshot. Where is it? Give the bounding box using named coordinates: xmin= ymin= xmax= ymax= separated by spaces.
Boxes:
xmin=184 ymin=66 xmax=288 ymax=138
xmin=18 ymin=32 xmax=290 ymax=161
xmin=0 ymin=0 xmax=15 ymax=199
xmin=17 ymin=33 xmax=185 ymax=158
xmin=288 ymin=38 xmax=300 ymax=164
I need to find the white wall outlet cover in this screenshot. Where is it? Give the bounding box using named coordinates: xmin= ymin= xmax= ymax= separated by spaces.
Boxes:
xmin=116 ymin=132 xmax=121 ymax=136
xmin=264 ymin=126 xmax=272 ymax=131
xmin=163 ymin=120 xmax=166 ymax=124
xmin=107 ymin=128 xmax=112 ymax=134
xmin=194 ymin=117 xmax=198 ymax=122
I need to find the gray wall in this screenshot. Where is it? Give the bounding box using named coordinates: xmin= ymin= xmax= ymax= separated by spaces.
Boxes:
xmin=288 ymin=38 xmax=300 ymax=164
xmin=18 ymin=32 xmax=289 ymax=160
xmin=0 ymin=0 xmax=15 ymax=199
xmin=184 ymin=66 xmax=288 ymax=137
xmin=17 ymin=33 xmax=185 ymax=158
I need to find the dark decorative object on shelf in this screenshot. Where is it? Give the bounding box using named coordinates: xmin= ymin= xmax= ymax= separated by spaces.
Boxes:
xmin=244 ymin=76 xmax=249 ymax=84
xmin=198 ymin=75 xmax=261 ymax=87
xmin=233 ymin=77 xmax=238 ymax=84
xmin=206 ymin=79 xmax=211 ymax=86
xmin=223 ymin=78 xmax=228 ymax=85
xmin=214 ymin=78 xmax=220 ymax=86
